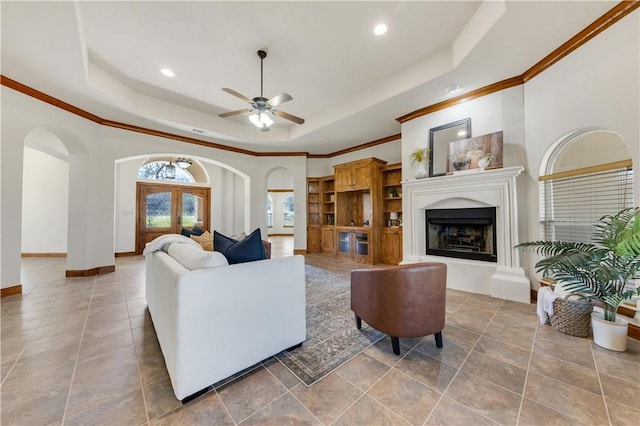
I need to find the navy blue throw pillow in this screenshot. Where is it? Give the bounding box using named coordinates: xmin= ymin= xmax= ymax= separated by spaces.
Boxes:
xmin=191 ymin=225 xmax=204 ymax=236
xmin=213 ymin=228 xmax=266 ymax=264
xmin=181 ymin=227 xmax=193 ymax=237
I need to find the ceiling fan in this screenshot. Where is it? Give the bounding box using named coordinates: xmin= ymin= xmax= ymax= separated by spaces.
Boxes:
xmin=218 ymin=50 xmax=305 ymax=131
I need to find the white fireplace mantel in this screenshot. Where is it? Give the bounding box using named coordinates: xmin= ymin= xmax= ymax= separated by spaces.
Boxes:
xmin=402 ymin=166 xmax=530 ymax=303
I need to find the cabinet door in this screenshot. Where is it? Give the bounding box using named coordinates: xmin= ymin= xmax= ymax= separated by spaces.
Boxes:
xmin=307 ymin=226 xmax=322 ymax=253
xmin=380 ymin=228 xmax=402 ymax=264
xmin=351 ymin=162 xmax=371 ymax=190
xmin=353 ymin=231 xmax=370 ymax=262
xmin=322 ymin=227 xmax=335 ymax=252
xmin=334 ymin=165 xmax=352 ymax=191
xmin=336 ymin=230 xmax=351 ymax=258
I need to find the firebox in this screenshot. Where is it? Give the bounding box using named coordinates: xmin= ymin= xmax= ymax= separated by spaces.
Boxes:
xmin=425 ymin=207 xmax=497 ymax=262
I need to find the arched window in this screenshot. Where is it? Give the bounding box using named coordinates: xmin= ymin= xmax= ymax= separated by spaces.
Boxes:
xmin=138 ymin=161 xmax=195 ymax=183
xmin=540 ymin=129 xmax=633 ymax=242
xmin=266 ymin=194 xmax=273 ymax=227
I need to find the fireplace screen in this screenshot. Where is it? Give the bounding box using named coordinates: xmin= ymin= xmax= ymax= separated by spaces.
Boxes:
xmin=426 ymin=207 xmax=497 ymax=262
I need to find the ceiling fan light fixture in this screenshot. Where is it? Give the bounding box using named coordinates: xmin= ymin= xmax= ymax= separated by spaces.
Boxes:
xmin=249 ymin=111 xmax=274 ymax=131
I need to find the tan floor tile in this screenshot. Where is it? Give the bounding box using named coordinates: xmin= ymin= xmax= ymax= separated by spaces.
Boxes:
xmin=607 ymin=398 xmax=640 ymax=426
xmin=426 ymin=396 xmax=498 ymax=425
xmin=368 ymin=368 xmax=441 ymax=425
xmin=291 ymin=373 xmax=362 ymax=424
xmin=144 ymin=376 xmax=182 ymax=421
xmin=364 ymin=336 xmax=410 ymax=367
xmin=217 ymin=367 xmax=287 ymax=423
xmin=333 ymin=394 xmax=411 ymax=426
xmin=524 ymin=371 xmax=608 ymax=424
xmin=64 ymin=389 xmax=147 ymax=426
xmin=394 ymin=350 xmax=458 ymax=392
xmin=474 ymin=335 xmax=532 ymax=369
xmin=152 ymin=391 xmax=233 ymax=425
xmin=445 ymin=370 xmax=521 ymax=425
xmin=79 ymin=329 xmax=134 ymax=359
xmin=335 ymin=352 xmax=390 ymax=391
xmin=600 ymin=372 xmax=639 ymax=408
xmin=413 ymin=337 xmax=471 ymax=368
xmin=518 ymin=397 xmax=577 ymax=425
xmin=483 ymin=321 xmax=535 ymax=349
xmin=592 ymin=342 xmax=640 ymax=381
xmin=533 ymin=335 xmax=595 ymax=370
xmin=240 ymin=393 xmax=321 ymax=425
xmin=462 ymin=350 xmax=527 ymax=394
xmin=446 ymin=310 xmax=492 ymax=334
xmin=529 ymin=352 xmax=601 ymax=395
xmin=262 ymin=358 xmax=301 ymax=389
xmin=0 ymin=392 xmax=68 ymax=426
xmin=535 ymin=322 xmax=592 ymax=349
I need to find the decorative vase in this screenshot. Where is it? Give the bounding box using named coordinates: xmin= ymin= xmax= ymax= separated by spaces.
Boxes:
xmin=477 ymin=157 xmax=492 ymax=169
xmin=414 ymin=161 xmax=428 ymax=179
xmin=591 ymin=312 xmax=628 ymax=351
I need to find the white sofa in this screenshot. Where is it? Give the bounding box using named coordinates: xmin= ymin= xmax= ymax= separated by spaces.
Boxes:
xmin=144 ymin=237 xmax=306 ymax=401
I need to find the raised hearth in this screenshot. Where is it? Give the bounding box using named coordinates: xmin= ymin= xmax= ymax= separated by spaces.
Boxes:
xmin=402 ymin=166 xmax=529 ymax=303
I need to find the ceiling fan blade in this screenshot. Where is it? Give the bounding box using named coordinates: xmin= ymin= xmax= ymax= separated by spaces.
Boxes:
xmin=273 ymin=109 xmax=305 ymax=125
xmin=222 ymin=88 xmax=254 ymax=104
xmin=219 ymin=108 xmax=251 ymax=118
xmin=267 ymin=92 xmax=293 ymax=107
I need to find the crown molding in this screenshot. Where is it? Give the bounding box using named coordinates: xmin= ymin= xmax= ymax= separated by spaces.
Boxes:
xmin=396 ymin=1 xmax=638 ymax=124
xmin=3 ymin=1 xmax=637 ymax=155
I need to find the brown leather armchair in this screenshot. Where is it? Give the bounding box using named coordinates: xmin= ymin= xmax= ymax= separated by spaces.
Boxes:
xmin=351 ymin=262 xmax=447 ymax=355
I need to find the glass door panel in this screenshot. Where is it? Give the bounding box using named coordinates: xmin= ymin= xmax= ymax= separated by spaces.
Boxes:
xmin=181 ymin=192 xmax=204 ymax=228
xmin=338 ymin=231 xmax=351 ymax=255
xmin=145 ymin=192 xmax=172 ymax=228
xmin=355 ymin=232 xmax=369 ymax=256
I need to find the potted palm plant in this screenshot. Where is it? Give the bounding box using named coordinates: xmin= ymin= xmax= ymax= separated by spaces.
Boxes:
xmin=517 ymin=207 xmax=640 ymax=351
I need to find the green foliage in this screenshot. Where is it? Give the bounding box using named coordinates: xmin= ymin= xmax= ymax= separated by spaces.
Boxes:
xmin=516 ymin=207 xmax=640 ymax=322
xmin=410 ymin=147 xmax=429 ymax=165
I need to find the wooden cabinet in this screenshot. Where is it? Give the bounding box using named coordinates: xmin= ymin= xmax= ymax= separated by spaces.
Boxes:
xmin=336 ymin=227 xmax=371 ymax=263
xmin=322 ymin=226 xmax=335 ymax=253
xmin=334 ymin=158 xmax=383 ymax=191
xmin=307 ymin=178 xmax=322 ymax=253
xmin=321 ymin=176 xmax=335 ymax=226
xmin=380 ymin=163 xmax=403 ymax=264
xmin=380 ymin=227 xmax=402 ymax=264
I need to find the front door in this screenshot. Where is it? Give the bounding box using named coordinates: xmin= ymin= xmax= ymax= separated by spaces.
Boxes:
xmin=136 ymin=182 xmax=210 ymax=253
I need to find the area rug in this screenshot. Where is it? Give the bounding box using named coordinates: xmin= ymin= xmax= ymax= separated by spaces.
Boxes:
xmin=275 ymin=265 xmax=385 ymax=386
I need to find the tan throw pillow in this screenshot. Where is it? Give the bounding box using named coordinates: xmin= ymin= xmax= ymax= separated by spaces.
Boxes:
xmin=190 ymin=230 xmax=213 ymax=251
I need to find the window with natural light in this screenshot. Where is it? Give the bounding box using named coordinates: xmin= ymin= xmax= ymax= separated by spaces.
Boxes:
xmin=138 ymin=161 xmax=195 ymax=183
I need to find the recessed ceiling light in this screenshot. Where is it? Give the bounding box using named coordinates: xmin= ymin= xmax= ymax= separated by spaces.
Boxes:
xmin=444 ymin=84 xmax=461 ymax=95
xmin=374 ymin=23 xmax=388 ymax=36
xmin=160 ymin=68 xmax=175 ymax=77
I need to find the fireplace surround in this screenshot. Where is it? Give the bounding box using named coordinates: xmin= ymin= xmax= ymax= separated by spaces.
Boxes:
xmin=402 ymin=166 xmax=529 ymax=303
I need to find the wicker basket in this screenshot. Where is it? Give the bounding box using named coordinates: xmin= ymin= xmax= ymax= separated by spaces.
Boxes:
xmin=549 ymin=295 xmax=594 ymax=337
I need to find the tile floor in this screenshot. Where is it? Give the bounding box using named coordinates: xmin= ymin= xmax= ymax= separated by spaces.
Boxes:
xmin=1 ymin=239 xmax=639 ymax=425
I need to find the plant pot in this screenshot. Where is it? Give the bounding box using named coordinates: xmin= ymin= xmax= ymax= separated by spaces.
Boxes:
xmin=591 ymin=312 xmax=628 ymax=351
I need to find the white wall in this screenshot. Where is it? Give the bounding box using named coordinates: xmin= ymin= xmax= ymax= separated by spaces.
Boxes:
xmin=1 ymin=86 xmax=307 ymax=289
xmin=21 ymin=146 xmax=69 ymax=253
xmin=400 ymin=9 xmax=639 ymax=290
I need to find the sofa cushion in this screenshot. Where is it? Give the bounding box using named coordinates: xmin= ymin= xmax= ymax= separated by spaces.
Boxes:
xmin=214 ymin=228 xmax=266 ymax=264
xmin=181 ymin=225 xmax=205 ymax=238
xmin=168 ymin=243 xmax=228 ymax=270
xmin=191 ymin=230 xmax=213 ymax=251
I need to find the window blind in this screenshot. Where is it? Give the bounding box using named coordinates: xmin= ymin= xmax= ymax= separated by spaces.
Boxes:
xmin=539 ymin=161 xmax=633 ymax=243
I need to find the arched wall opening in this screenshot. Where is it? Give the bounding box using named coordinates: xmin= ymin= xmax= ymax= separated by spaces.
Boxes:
xmin=114 ymin=154 xmax=250 ymax=253
xmin=22 ymin=128 xmax=70 ymax=255
xmin=266 ymin=167 xmax=295 ymax=236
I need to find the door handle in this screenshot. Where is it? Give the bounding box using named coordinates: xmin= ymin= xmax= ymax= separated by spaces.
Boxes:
xmin=178 ymin=215 xmax=181 ymax=225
